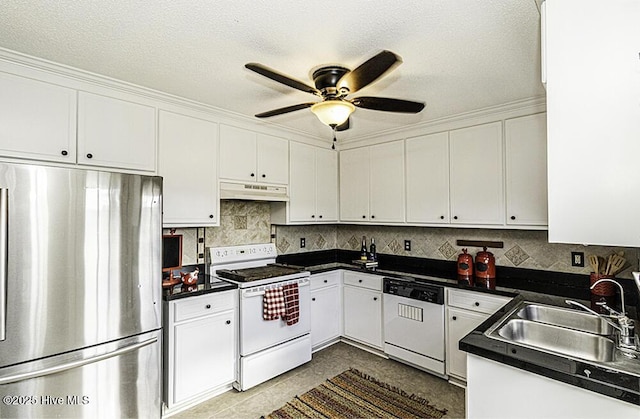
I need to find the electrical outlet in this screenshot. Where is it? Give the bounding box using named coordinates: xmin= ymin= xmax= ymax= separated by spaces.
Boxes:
xmin=300 ymin=238 xmax=306 ymax=248
xmin=404 ymin=240 xmax=411 ymax=251
xmin=571 ymin=251 xmax=584 ymax=267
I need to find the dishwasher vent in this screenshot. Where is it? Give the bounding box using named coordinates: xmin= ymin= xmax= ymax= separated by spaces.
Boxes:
xmin=397 ymin=303 xmax=423 ymax=322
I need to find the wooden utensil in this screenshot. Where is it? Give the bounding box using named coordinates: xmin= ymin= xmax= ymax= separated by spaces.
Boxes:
xmin=608 ymin=254 xmax=626 ymax=276
xmin=588 ymin=254 xmax=599 ymax=274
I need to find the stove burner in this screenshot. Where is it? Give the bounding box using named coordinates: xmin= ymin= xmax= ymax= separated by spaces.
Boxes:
xmin=216 ymin=264 xmax=305 ymax=282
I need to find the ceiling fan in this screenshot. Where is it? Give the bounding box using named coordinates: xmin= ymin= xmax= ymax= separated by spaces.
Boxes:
xmin=245 ymin=50 xmax=425 ymax=136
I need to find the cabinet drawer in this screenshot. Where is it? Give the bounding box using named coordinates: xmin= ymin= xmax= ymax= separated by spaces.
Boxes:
xmin=310 ymin=272 xmax=341 ymax=290
xmin=447 ymin=289 xmax=509 ymax=315
xmin=173 ymin=291 xmax=237 ymax=323
xmin=342 ymin=271 xmax=381 ymax=291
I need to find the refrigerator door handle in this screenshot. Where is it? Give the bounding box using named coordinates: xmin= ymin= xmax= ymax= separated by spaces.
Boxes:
xmin=0 ymin=336 xmax=157 ymax=385
xmin=0 ymin=188 xmax=7 ymax=342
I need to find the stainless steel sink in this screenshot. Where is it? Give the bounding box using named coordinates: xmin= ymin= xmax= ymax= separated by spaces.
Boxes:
xmin=497 ymin=319 xmax=616 ymax=362
xmin=516 ymin=304 xmax=614 ymax=335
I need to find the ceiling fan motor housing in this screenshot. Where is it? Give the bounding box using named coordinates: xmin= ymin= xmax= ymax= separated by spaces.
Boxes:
xmin=312 ymin=66 xmax=350 ymax=96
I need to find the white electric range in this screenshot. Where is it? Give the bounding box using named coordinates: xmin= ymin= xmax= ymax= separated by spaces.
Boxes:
xmin=208 ymin=243 xmax=311 ymax=391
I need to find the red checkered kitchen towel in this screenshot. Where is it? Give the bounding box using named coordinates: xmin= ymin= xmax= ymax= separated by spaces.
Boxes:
xmin=263 ymin=287 xmax=285 ymax=320
xmin=262 ymin=283 xmax=300 ymax=325
xmin=282 ymin=283 xmax=300 ymax=326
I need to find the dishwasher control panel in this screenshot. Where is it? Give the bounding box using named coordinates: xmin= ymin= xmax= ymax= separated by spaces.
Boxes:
xmin=383 ymin=278 xmax=444 ymax=305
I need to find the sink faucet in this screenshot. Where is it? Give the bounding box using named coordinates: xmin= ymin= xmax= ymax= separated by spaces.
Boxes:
xmin=565 ymin=277 xmax=637 ymax=351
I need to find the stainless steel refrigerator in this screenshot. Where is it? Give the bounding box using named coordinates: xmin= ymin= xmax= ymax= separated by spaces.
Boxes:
xmin=0 ymin=162 xmax=162 ymax=418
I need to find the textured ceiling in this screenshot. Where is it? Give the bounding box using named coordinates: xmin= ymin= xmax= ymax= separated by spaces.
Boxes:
xmin=0 ymin=0 xmax=545 ymax=141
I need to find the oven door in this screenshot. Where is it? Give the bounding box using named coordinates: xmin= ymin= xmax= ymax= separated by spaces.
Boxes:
xmin=239 ymin=277 xmax=311 ymax=356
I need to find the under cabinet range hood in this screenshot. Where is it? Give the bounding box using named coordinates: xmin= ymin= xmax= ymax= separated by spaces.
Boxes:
xmin=219 ymin=181 xmax=289 ymax=202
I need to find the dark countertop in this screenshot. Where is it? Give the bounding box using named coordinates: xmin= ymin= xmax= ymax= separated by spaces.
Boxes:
xmin=162 ymin=273 xmax=237 ymax=301
xmin=459 ymin=296 xmax=640 ymax=407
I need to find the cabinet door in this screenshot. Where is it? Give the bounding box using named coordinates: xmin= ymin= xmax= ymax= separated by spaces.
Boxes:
xmin=343 ymin=286 xmax=382 ymax=348
xmin=0 ymin=72 xmax=77 ymax=163
xmin=505 ymin=113 xmax=548 ymax=226
xmin=315 ymin=147 xmax=338 ymax=222
xmin=406 ymin=132 xmax=450 ymax=223
xmin=446 ymin=307 xmax=487 ymax=380
xmin=339 ymin=147 xmax=370 ymax=222
xmin=158 ymin=111 xmax=218 ymax=226
xmin=219 ymin=125 xmax=256 ymax=182
xmin=310 ymin=285 xmax=341 ymax=347
xmin=369 ymin=141 xmax=405 ymax=222
xmin=289 ymin=142 xmax=316 ymax=222
xmin=77 ymin=92 xmax=156 ymax=171
xmin=173 ymin=311 xmax=235 ymax=404
xmin=546 ymin=1 xmax=640 ymax=246
xmin=256 ymin=134 xmax=289 ymax=184
xmin=449 ymin=122 xmax=504 ymax=225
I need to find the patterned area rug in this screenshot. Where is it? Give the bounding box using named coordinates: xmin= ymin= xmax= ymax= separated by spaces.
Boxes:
xmin=265 ymin=368 xmax=447 ymax=419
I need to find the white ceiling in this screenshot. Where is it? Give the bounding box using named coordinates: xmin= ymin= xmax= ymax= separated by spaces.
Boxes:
xmin=0 ymin=0 xmax=545 ymax=141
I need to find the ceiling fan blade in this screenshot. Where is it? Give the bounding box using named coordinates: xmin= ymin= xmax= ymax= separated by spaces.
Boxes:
xmin=335 ymin=118 xmax=350 ymax=131
xmin=245 ymin=63 xmax=319 ymax=96
xmin=337 ymin=50 xmax=402 ymax=94
xmin=351 ymin=96 xmax=425 ymax=113
xmin=255 ymin=103 xmax=315 ymax=118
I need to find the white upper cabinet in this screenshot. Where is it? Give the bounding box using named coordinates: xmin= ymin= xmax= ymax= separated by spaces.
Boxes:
xmin=546 ymin=0 xmax=640 ymax=246
xmin=406 ymin=132 xmax=450 ymax=223
xmin=158 ymin=110 xmax=218 ymax=227
xmin=0 ymin=72 xmax=77 ymax=163
xmin=219 ymin=125 xmax=288 ymax=185
xmin=77 ymin=92 xmax=156 ymax=171
xmin=505 ymin=113 xmax=547 ymax=226
xmin=340 ymin=140 xmax=405 ymax=223
xmin=449 ymin=122 xmax=504 ymax=225
xmin=287 ymin=142 xmax=338 ymax=223
xmin=339 ymin=147 xmax=370 ymax=222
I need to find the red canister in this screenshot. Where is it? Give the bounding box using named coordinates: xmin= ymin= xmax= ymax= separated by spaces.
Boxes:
xmin=475 ymin=247 xmax=496 ymax=289
xmin=457 ymin=248 xmax=474 ymax=286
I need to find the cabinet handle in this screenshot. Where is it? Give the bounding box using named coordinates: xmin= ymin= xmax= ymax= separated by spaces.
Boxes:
xmin=86 ymin=153 xmax=93 ymax=159
xmin=319 ymin=215 xmax=323 ymax=219
xmin=323 ymin=279 xmax=328 ymax=283
xmin=453 ymin=216 xmax=458 ymax=220
xmin=261 ymin=174 xmax=266 ymax=178
xmin=440 ymin=215 xmax=444 ymax=220
xmin=475 ymin=302 xmax=480 ymax=307
xmin=358 ymin=279 xmax=363 ymax=283
xmin=362 ymin=215 xmax=366 ymax=219
xmin=373 ymin=297 xmax=378 ymax=301
xmin=452 ymin=316 xmax=457 ymax=321
xmin=371 ymin=215 xmax=375 ymax=219
xmin=312 ymin=297 xmax=316 ymax=301
xmin=311 ymin=215 xmax=315 ymax=218
xmin=226 ymin=320 xmax=231 ymax=325
xmin=205 ymin=304 xmax=211 ymax=309
xmin=209 ymin=214 xmax=214 ymax=219
xmin=61 ymin=150 xmax=68 ymax=156
xmin=250 ymin=173 xmax=255 ymax=177
xmin=510 ymin=216 xmax=516 ymax=220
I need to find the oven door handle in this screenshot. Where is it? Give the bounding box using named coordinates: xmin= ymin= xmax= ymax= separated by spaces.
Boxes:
xmin=242 ymin=279 xmax=309 ymax=298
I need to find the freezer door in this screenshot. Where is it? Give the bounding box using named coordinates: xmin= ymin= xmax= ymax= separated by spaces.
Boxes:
xmin=0 ymin=163 xmax=162 ymax=367
xmin=0 ymin=330 xmax=161 ymax=418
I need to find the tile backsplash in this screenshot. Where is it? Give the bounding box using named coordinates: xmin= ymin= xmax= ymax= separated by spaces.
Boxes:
xmin=167 ymin=200 xmax=639 ymax=278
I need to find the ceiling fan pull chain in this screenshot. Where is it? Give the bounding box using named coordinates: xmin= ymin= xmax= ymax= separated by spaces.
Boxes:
xmin=331 ymin=125 xmax=337 ymax=150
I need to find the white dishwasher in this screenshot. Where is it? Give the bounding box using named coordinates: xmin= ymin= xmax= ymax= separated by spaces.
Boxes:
xmin=383 ymin=277 xmax=446 ymax=378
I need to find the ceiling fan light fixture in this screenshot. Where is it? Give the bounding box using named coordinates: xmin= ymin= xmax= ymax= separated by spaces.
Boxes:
xmin=310 ymin=100 xmax=355 ymax=127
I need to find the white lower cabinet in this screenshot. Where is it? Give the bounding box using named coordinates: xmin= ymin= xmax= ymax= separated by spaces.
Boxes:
xmin=445 ymin=288 xmax=510 ymax=383
xmin=310 ymin=271 xmax=342 ymax=350
xmin=164 ymin=291 xmax=237 ymax=410
xmin=342 ymin=271 xmax=382 ymax=349
xmin=467 ymin=354 xmax=639 ymax=418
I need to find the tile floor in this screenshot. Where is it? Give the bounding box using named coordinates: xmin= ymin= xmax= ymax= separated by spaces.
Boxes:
xmin=173 ymin=342 xmax=465 ymax=418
